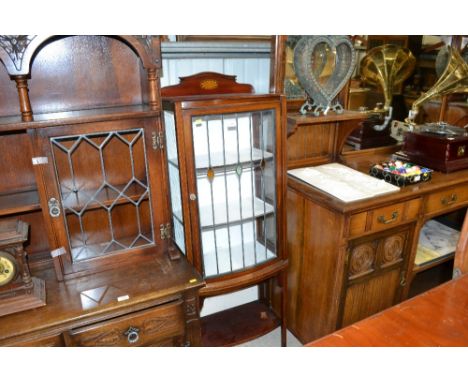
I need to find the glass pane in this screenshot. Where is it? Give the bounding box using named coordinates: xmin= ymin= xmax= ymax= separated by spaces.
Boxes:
xmin=173 ymin=216 xmax=185 ymax=254
xmin=50 ymin=128 xmax=154 ymax=262
xmin=164 ymin=111 xmax=185 ymax=254
xmin=192 ymin=110 xmax=277 ymax=278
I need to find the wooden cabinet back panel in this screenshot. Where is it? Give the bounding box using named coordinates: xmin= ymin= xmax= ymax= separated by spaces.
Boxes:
xmin=68 ymin=301 xmax=184 ymax=346
xmin=29 ymin=36 xmax=144 ymax=114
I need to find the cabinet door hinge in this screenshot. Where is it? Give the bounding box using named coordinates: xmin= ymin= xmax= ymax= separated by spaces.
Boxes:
xmin=152 ymin=131 xmax=164 ymax=150
xmin=32 ymin=157 xmax=49 ymax=165
xmin=50 ymin=247 xmax=66 ymax=258
xmin=160 ymin=223 xmax=171 ymax=240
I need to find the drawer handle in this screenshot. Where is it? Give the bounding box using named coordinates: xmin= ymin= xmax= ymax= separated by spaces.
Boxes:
xmin=377 ymin=211 xmax=398 ymax=224
xmin=124 ymin=327 xmax=140 ymax=344
xmin=48 ymin=197 xmax=61 ymax=218
xmin=441 ymin=193 xmax=458 ymax=206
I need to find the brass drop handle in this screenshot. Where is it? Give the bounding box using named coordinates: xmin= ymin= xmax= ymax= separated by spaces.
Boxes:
xmin=124 ymin=326 xmax=140 ymax=344
xmin=441 ymin=193 xmax=458 ymax=206
xmin=377 ymin=211 xmax=398 ymax=224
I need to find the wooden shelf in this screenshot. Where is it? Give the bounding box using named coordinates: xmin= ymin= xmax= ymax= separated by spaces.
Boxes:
xmin=201 ymin=300 xmax=280 ymax=346
xmin=71 ymin=232 xmax=153 ymax=262
xmin=0 ymin=189 xmax=41 ymax=217
xmin=0 ymin=105 xmax=159 ymax=132
xmin=61 ymin=182 xmax=149 ymax=212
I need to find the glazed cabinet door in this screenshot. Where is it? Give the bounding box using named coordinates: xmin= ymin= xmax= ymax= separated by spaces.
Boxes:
xmin=165 ymin=100 xmax=285 ymax=281
xmin=29 ymin=117 xmax=169 ymax=279
xmin=340 ymin=226 xmax=412 ymax=327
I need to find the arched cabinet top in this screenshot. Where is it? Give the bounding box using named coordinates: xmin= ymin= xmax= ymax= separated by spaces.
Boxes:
xmin=0 ymin=35 xmax=161 ymax=76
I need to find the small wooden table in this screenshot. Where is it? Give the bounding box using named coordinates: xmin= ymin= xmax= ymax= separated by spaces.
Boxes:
xmin=307 ymin=274 xmax=468 ymax=346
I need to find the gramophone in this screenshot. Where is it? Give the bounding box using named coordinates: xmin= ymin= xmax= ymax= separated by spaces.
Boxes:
xmin=398 ymin=46 xmax=468 ymax=172
xmin=347 ymin=44 xmax=416 ymax=149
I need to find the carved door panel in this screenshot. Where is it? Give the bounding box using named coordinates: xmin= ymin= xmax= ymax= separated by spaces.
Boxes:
xmin=340 ymin=227 xmax=411 ymax=327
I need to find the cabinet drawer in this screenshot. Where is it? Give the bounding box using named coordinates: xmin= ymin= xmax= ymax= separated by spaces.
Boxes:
xmin=349 ymin=198 xmax=421 ymax=237
xmin=8 ymin=334 xmax=65 ymax=347
xmin=425 ymin=184 xmax=468 ymax=215
xmin=68 ymin=300 xmax=185 ymax=346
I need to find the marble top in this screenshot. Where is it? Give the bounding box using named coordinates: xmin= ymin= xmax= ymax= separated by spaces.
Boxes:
xmin=288 ymin=163 xmax=400 ymax=203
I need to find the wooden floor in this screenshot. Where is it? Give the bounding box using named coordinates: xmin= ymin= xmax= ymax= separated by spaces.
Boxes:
xmin=308 ymin=274 xmax=468 ymax=347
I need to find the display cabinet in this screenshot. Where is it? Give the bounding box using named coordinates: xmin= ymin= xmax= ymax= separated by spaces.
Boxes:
xmin=162 ymin=74 xmax=288 ymax=345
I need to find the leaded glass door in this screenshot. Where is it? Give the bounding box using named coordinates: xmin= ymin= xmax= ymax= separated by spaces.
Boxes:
xmin=34 ymin=119 xmax=167 ymax=278
xmin=188 ymin=109 xmax=278 ymax=279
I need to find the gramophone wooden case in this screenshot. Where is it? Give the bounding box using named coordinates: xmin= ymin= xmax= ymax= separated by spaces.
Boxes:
xmin=403 ymin=126 xmax=468 ymax=172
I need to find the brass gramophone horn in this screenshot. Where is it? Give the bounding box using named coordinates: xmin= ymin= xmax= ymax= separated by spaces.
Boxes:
xmin=408 ymin=46 xmax=468 ymax=122
xmin=360 ymin=44 xmax=416 ymax=130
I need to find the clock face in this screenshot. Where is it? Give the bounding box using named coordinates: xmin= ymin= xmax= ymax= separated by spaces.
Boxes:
xmin=0 ymin=251 xmax=17 ymax=287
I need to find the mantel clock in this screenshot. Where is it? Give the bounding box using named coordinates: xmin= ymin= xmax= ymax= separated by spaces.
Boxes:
xmin=0 ymin=219 xmax=46 ymax=317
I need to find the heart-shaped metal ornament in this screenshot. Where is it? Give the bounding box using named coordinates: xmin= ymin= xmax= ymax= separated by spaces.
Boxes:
xmin=294 ymin=35 xmax=357 ymax=116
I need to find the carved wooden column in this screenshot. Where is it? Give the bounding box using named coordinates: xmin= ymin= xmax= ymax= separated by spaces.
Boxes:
xmin=14 ymin=75 xmax=33 ymax=122
xmin=147 ymin=68 xmax=161 ymax=111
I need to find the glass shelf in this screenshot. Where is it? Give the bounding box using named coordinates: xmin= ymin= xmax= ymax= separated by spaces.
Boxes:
xmin=198 ymin=197 xmax=274 ymax=229
xmin=191 ymin=148 xmax=273 ymax=172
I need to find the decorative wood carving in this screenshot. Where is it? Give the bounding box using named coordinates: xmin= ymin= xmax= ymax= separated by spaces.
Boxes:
xmin=348 ymin=243 xmax=376 ymax=279
xmin=134 ymin=35 xmax=161 ymax=68
xmin=381 ymin=233 xmax=405 ymax=267
xmin=0 ymin=35 xmax=36 ymax=73
xmin=184 ymin=296 xmax=197 ymax=318
xmin=0 ymin=35 xmax=161 ymax=76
